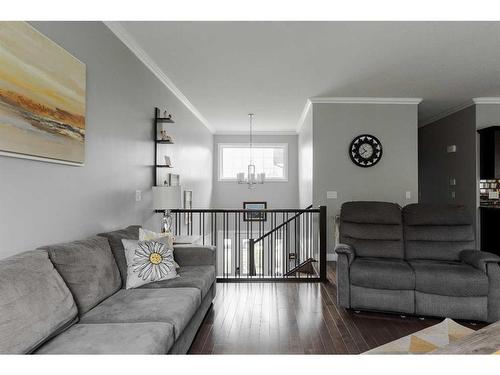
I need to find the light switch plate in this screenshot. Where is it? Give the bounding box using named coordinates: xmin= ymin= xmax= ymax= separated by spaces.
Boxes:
xmin=447 ymin=145 xmax=457 ymax=153
xmin=405 ymin=191 xmax=411 ymax=200
xmin=135 ymin=190 xmax=142 ymax=202
xmin=449 ymin=178 xmax=456 ymax=186
xmin=451 ymin=191 xmax=456 ymax=199
xmin=327 ymin=191 xmax=338 ymax=199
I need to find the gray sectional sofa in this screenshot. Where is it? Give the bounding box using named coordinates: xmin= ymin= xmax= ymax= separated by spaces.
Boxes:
xmin=0 ymin=225 xmax=216 ymax=354
xmin=335 ymin=202 xmax=500 ymax=323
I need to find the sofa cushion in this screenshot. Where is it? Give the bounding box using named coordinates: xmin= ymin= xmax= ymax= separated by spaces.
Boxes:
xmin=138 ymin=265 xmax=215 ymax=299
xmin=404 ymin=204 xmax=472 ymax=226
xmin=80 ymin=288 xmax=201 ymax=339
xmin=403 ymin=204 xmax=475 ymax=261
xmin=35 ymin=322 xmax=174 ymax=354
xmin=350 ymin=258 xmax=415 ymax=290
xmin=97 ymin=225 xmax=140 ymax=286
xmin=39 ymin=236 xmax=121 ymax=315
xmin=340 ymin=201 xmax=404 ymax=259
xmin=410 ymin=260 xmax=489 ymax=297
xmin=0 ymin=250 xmax=77 ymax=354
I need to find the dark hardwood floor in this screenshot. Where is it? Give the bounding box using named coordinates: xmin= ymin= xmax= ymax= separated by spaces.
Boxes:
xmin=189 ymin=262 xmax=484 ymax=354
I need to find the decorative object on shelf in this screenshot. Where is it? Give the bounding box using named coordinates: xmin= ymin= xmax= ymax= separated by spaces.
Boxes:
xmin=243 ymin=201 xmax=267 ymax=222
xmin=168 ymin=173 xmax=180 ymax=187
xmin=237 ymin=113 xmax=265 ymax=188
xmin=159 ymin=130 xmax=174 ymax=142
xmin=162 ymin=110 xmax=172 ymax=121
xmin=184 ymin=190 xmax=193 ymax=225
xmin=349 ymin=134 xmax=383 ymax=168
xmin=152 ymin=186 xmax=181 ymax=232
xmin=164 ymin=156 xmax=172 ymax=167
xmin=0 ymin=22 xmax=86 ymax=165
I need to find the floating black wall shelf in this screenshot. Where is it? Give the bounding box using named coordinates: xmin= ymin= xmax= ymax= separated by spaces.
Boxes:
xmin=154 ymin=107 xmax=175 ymax=186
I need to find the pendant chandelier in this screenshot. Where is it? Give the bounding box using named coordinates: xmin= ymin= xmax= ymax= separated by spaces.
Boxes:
xmin=237 ymin=113 xmax=265 ymax=188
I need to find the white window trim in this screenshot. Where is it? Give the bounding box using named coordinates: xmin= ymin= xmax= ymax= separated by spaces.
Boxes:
xmin=218 ymin=143 xmax=289 ymax=182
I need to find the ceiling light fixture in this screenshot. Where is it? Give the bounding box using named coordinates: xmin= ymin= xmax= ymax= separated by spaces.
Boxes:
xmin=237 ymin=113 xmax=265 ymax=188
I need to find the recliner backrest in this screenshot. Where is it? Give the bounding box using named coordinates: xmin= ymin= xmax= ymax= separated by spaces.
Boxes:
xmin=403 ymin=204 xmax=475 ymax=261
xmin=340 ymin=201 xmax=404 ymax=259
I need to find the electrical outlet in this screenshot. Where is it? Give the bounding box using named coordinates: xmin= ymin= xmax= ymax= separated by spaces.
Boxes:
xmin=451 ymin=191 xmax=456 ymax=199
xmin=135 ymin=190 xmax=142 ymax=202
xmin=405 ymin=191 xmax=411 ymax=200
xmin=327 ymin=191 xmax=338 ymax=199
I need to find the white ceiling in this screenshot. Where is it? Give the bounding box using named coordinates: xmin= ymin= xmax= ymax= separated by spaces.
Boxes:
xmin=116 ymin=21 xmax=500 ymax=133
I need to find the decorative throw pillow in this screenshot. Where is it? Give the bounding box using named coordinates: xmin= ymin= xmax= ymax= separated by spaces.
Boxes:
xmin=139 ymin=228 xmax=179 ymax=268
xmin=121 ymin=239 xmax=178 ymax=289
xmin=139 ymin=228 xmax=175 ymax=248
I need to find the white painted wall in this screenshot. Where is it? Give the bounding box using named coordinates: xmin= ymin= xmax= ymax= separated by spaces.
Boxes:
xmin=0 ymin=22 xmax=213 ymax=259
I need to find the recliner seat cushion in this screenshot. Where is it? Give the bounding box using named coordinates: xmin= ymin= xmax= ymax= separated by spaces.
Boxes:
xmin=350 ymin=258 xmax=415 ymax=290
xmin=39 ymin=236 xmax=121 ymax=315
xmin=35 ymin=322 xmax=174 ymax=354
xmin=403 ymin=204 xmax=475 ymax=261
xmin=97 ymin=225 xmax=140 ymax=286
xmin=138 ymin=265 xmax=215 ymax=299
xmin=0 ymin=251 xmax=77 ymax=354
xmin=340 ymin=202 xmax=404 ymax=259
xmin=410 ymin=260 xmax=489 ymax=297
xmin=80 ymin=288 xmax=201 ymax=339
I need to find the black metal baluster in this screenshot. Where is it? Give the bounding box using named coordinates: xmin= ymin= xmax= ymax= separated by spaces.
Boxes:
xmin=202 ymin=213 xmax=205 ymax=245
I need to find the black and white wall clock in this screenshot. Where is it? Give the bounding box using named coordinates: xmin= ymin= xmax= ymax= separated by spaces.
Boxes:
xmin=349 ymin=134 xmax=383 ymax=168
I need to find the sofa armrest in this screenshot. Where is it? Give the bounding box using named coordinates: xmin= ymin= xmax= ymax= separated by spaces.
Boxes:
xmin=460 ymin=250 xmax=500 ymax=273
xmin=335 ymin=243 xmax=355 ymax=266
xmin=173 ymin=245 xmax=216 ymax=267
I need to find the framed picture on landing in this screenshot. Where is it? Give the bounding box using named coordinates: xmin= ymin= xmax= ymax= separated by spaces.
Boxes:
xmin=243 ymin=201 xmax=267 ymax=222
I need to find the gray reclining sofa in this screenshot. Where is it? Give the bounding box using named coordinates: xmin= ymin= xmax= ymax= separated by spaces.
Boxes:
xmin=0 ymin=225 xmax=216 ymax=354
xmin=335 ymin=202 xmax=500 ymax=323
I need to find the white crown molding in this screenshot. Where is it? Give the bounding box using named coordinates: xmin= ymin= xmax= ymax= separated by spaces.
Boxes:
xmin=473 ymin=97 xmax=500 ymax=104
xmin=215 ymin=130 xmax=298 ymax=136
xmin=296 ymin=99 xmax=312 ymax=133
xmin=104 ymin=21 xmax=214 ymax=133
xmin=309 ymin=97 xmax=423 ymax=105
xmin=418 ymin=100 xmax=474 ymax=127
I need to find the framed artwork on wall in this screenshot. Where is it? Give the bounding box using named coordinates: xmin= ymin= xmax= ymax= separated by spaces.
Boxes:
xmin=243 ymin=201 xmax=267 ymax=222
xmin=168 ymin=173 xmax=180 ymax=186
xmin=0 ymin=22 xmax=86 ymax=165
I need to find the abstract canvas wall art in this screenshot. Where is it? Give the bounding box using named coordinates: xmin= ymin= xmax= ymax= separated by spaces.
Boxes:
xmin=0 ymin=22 xmax=86 ymax=165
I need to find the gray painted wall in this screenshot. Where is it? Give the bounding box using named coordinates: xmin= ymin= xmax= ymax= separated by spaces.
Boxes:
xmin=312 ymin=103 xmax=419 ymax=255
xmin=418 ymin=106 xmax=477 ymax=230
xmin=212 ymin=134 xmax=299 ymax=209
xmin=298 ymin=108 xmax=313 ymax=208
xmin=0 ymin=22 xmax=213 ymax=259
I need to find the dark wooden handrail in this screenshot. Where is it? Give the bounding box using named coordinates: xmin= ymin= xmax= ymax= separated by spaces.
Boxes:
xmin=253 ymin=205 xmax=314 ymax=243
xmin=170 ymin=207 xmax=318 ymax=214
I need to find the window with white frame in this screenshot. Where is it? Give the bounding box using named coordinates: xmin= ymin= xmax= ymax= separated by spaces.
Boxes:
xmin=218 ymin=143 xmax=288 ymax=181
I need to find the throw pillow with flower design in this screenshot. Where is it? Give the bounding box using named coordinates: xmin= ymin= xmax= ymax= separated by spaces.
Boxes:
xmin=122 ymin=239 xmax=178 ymax=289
